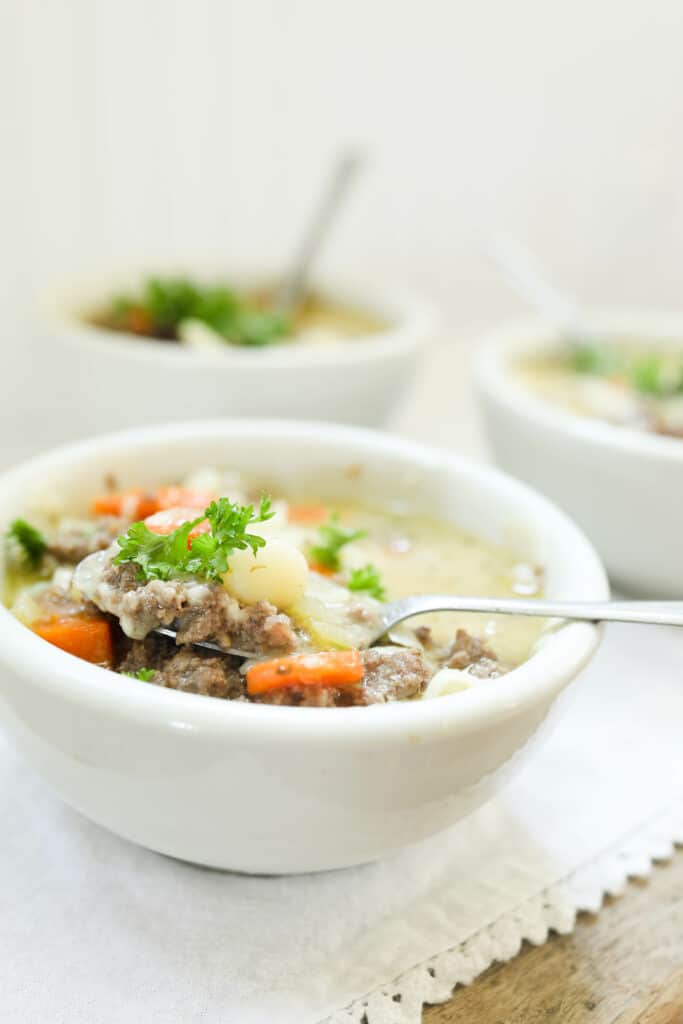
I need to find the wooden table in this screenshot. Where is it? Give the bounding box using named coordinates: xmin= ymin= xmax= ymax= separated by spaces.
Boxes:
xmin=425 ymin=853 xmax=683 ymax=1023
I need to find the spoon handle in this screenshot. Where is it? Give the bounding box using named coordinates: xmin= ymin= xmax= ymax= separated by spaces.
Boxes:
xmin=382 ymin=596 xmax=683 ymax=629
xmin=484 ymin=233 xmax=590 ymax=346
xmin=275 ymin=151 xmax=362 ymax=315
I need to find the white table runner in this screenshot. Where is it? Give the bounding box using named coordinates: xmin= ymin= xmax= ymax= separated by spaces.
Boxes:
xmin=3 ymin=621 xmax=683 ymax=1024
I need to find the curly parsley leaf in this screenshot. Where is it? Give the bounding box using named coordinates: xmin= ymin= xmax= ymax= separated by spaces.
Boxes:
xmin=630 ymin=354 xmax=666 ymax=395
xmin=223 ymin=308 xmax=290 ymax=347
xmin=347 ymin=564 xmax=386 ymax=601
xmin=113 ymin=496 xmax=274 ymax=583
xmin=6 ymin=518 xmax=47 ymax=569
xmin=309 ymin=515 xmax=366 ymax=572
xmin=571 ymin=344 xmax=623 ymax=376
xmin=113 ymin=518 xmax=201 ymax=582
xmin=109 ymin=276 xmax=290 ymax=347
xmin=123 ymin=667 xmax=156 ymax=681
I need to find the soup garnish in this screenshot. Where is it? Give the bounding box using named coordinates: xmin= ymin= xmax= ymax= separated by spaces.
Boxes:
xmin=517 ymin=342 xmax=683 ymax=438
xmin=88 ymin=275 xmax=385 ymax=349
xmin=4 ymin=470 xmax=545 ymax=707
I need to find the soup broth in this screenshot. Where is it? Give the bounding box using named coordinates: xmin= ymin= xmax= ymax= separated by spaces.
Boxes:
xmin=5 ymin=469 xmax=545 ymax=706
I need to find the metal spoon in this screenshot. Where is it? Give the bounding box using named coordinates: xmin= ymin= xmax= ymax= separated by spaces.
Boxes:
xmin=274 ymin=151 xmax=362 ymax=317
xmin=154 ymin=595 xmax=683 ymax=659
xmin=484 ymin=233 xmax=594 ymax=347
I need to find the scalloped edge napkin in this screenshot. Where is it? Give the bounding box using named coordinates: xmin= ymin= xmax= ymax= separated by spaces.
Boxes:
xmin=2 ymin=620 xmax=683 ymax=1024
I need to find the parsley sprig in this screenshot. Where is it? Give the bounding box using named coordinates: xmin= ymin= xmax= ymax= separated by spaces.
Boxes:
xmin=347 ymin=564 xmax=386 ymax=601
xmin=111 ymin=277 xmax=290 ymax=347
xmin=123 ymin=668 xmax=156 ymax=681
xmin=630 ymin=354 xmax=667 ymax=395
xmin=309 ymin=515 xmax=366 ymax=572
xmin=113 ymin=496 xmax=274 ymax=583
xmin=6 ymin=518 xmax=47 ymax=569
xmin=571 ymin=344 xmax=623 ymax=377
xmin=571 ymin=344 xmax=683 ymax=397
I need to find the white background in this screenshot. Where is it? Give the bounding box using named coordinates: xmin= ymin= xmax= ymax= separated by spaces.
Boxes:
xmin=2 ymin=0 xmax=683 ymax=445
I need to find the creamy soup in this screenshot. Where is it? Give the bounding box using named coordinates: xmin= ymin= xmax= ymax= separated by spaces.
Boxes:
xmin=517 ymin=342 xmax=683 ymax=438
xmin=4 ymin=468 xmax=545 ymax=707
xmin=88 ymin=276 xmax=385 ymax=350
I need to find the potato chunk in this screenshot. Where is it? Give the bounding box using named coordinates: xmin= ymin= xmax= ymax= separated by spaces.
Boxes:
xmin=223 ymin=539 xmax=308 ymax=609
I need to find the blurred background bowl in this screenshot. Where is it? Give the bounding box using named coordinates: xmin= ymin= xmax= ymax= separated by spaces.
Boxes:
xmin=42 ymin=268 xmax=435 ymax=431
xmin=475 ymin=309 xmax=683 ymax=596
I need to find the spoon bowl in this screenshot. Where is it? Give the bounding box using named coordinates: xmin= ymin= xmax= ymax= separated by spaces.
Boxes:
xmin=153 ymin=594 xmax=683 ymax=660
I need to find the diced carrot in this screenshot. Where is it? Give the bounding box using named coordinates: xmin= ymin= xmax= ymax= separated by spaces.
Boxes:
xmin=246 ymin=650 xmax=364 ymax=696
xmin=125 ymin=306 xmax=154 ymax=335
xmin=287 ymin=504 xmax=329 ymax=526
xmin=92 ymin=489 xmax=160 ymax=520
xmin=144 ymin=507 xmax=211 ymax=549
xmin=308 ymin=560 xmax=335 ymax=577
xmin=91 ymin=486 xmax=215 ymax=521
xmin=33 ymin=615 xmax=114 ymax=666
xmin=154 ymin=486 xmax=216 ymax=510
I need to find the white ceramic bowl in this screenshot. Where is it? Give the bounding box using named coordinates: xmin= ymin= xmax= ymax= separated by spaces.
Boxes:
xmin=0 ymin=421 xmax=606 ymax=873
xmin=41 ymin=269 xmax=435 ymax=431
xmin=475 ymin=310 xmax=683 ymax=597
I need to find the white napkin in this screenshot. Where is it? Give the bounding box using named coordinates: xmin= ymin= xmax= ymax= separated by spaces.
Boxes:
xmin=2 ymin=620 xmax=683 ymax=1024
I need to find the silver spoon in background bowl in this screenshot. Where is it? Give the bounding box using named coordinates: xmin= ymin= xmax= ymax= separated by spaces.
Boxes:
xmin=154 ymin=594 xmax=683 ymax=660
xmin=483 ymin=233 xmax=596 ymax=347
xmin=178 ymin=150 xmax=362 ymax=351
xmin=482 ymin=235 xmax=660 ymax=430
xmin=274 ymin=150 xmax=363 ymax=318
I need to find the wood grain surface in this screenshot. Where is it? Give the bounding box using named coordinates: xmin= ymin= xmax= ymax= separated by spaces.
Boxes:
xmin=424 ymin=852 xmax=683 ymax=1023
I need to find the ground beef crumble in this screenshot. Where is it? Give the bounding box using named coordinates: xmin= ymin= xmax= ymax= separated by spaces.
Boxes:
xmin=47 ymin=517 xmax=127 ymax=564
xmin=412 ymin=625 xmax=508 ymax=679
xmin=93 ymin=561 xmax=297 ymax=652
xmin=446 ymin=628 xmax=507 ymax=679
xmin=118 ymin=635 xmax=245 ymax=699
xmin=43 ymin=593 xmax=99 ymax=621
xmin=176 ymin=593 xmax=295 ymax=652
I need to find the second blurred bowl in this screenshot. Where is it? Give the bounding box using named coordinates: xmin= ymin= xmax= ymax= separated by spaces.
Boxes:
xmin=475 ymin=310 xmax=683 ymax=597
xmin=41 ymin=269 xmax=435 ymax=431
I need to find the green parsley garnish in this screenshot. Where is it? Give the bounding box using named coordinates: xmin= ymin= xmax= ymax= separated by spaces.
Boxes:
xmin=569 ymin=342 xmax=683 ymax=399
xmin=571 ymin=344 xmax=623 ymax=376
xmin=111 ymin=276 xmax=290 ymax=347
xmin=6 ymin=518 xmax=47 ymax=569
xmin=347 ymin=564 xmax=386 ymax=601
xmin=630 ymin=355 xmax=665 ymax=395
xmin=123 ymin=668 xmax=156 ymax=681
xmin=309 ymin=515 xmax=366 ymax=572
xmin=113 ymin=496 xmax=274 ymax=583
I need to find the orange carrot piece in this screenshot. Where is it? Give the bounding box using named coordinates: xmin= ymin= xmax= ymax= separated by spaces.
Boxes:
xmin=308 ymin=560 xmax=335 ymax=577
xmin=33 ymin=616 xmax=114 ymax=666
xmin=125 ymin=306 xmax=154 ymax=335
xmin=92 ymin=485 xmax=215 ymax=521
xmin=154 ymin=486 xmax=216 ymax=510
xmin=287 ymin=504 xmax=329 ymax=526
xmin=144 ymin=508 xmax=211 ymax=548
xmin=246 ymin=650 xmax=364 ymax=696
xmin=91 ymin=489 xmax=159 ymax=520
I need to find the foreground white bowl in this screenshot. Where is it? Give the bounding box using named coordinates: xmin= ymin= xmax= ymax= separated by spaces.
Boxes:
xmin=0 ymin=421 xmax=606 ymax=873
xmin=42 ymin=269 xmax=434 ymax=431
xmin=475 ymin=310 xmax=683 ymax=597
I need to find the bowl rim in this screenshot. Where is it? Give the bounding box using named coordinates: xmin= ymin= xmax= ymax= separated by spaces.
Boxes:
xmin=42 ymin=266 xmax=437 ymax=370
xmin=474 ymin=307 xmax=683 ymax=463
xmin=0 ymin=419 xmax=607 ymax=743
